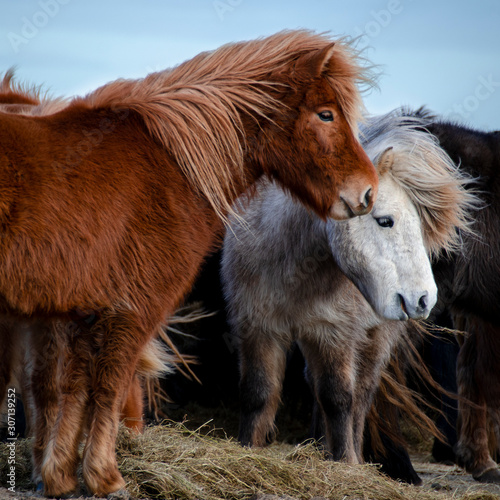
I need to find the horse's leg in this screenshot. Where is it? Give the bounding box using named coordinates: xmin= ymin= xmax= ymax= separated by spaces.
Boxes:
xmin=41 ymin=322 xmax=93 ymax=497
xmin=237 ymin=331 xmax=288 ymax=447
xmin=351 ymin=324 xmax=397 ymax=463
xmin=120 ymin=374 xmax=145 ymax=433
xmin=81 ymin=309 xmax=156 ymax=496
xmin=0 ymin=318 xmax=32 ymax=442
xmin=426 ymin=313 xmax=459 ymax=464
xmin=27 ymin=320 xmax=61 ymax=487
xmin=456 ymin=316 xmax=500 ymax=482
xmin=363 ymin=403 xmax=423 ymax=485
xmin=299 ymin=336 xmax=357 ymax=463
xmin=305 ymin=364 xmax=326 ymax=446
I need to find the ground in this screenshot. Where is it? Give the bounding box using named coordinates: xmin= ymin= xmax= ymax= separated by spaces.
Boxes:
xmin=413 ymin=453 xmax=500 ymax=498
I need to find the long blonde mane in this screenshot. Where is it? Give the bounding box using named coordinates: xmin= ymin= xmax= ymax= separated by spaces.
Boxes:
xmin=80 ymin=30 xmax=373 ymax=222
xmin=360 ymin=111 xmax=480 ymax=258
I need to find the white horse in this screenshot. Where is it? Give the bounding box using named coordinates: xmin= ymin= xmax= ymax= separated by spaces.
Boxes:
xmin=221 ymin=112 xmax=476 ymax=464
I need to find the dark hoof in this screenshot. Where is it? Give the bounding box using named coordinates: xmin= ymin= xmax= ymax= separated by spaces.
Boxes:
xmin=411 ymin=475 xmax=423 ymax=486
xmin=474 ymin=467 xmax=500 ymax=483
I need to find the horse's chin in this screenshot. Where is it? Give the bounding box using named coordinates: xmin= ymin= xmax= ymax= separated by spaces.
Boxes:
xmin=377 ymin=296 xmax=411 ymax=321
xmin=379 ymin=305 xmax=409 ymax=321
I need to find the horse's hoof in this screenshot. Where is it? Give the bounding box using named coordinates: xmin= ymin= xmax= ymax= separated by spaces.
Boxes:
xmin=40 ymin=481 xmax=81 ymax=499
xmin=474 ymin=467 xmax=500 ymax=483
xmin=53 ymin=487 xmax=82 ymax=499
xmin=107 ymin=488 xmax=131 ymax=500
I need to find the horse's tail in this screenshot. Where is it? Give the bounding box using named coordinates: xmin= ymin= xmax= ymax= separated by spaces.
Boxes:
xmin=139 ymin=303 xmax=215 ymax=418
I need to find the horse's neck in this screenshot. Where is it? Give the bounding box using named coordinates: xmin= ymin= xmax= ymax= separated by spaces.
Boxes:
xmin=260 ymin=183 xmax=352 ymax=293
xmin=265 ymin=182 xmax=329 ymax=256
xmin=260 ymin=185 xmax=380 ymax=331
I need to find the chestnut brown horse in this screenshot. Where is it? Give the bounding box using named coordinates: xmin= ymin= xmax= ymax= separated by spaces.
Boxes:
xmin=0 ymin=30 xmax=377 ymax=497
xmin=0 ymin=70 xmax=172 ymax=486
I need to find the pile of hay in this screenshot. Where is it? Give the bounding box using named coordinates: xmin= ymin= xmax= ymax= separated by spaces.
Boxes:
xmin=116 ymin=421 xmax=419 ymax=499
xmin=0 ymin=421 xmax=495 ymax=499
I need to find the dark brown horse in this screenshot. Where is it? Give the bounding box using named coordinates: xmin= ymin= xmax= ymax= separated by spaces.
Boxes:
xmin=0 ymin=30 xmax=377 ymax=497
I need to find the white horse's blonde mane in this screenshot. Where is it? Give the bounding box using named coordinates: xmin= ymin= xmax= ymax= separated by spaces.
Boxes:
xmin=360 ymin=111 xmax=480 ymax=258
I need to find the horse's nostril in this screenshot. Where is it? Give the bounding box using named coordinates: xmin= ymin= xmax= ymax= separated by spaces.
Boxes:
xmin=418 ymin=293 xmax=428 ymax=311
xmin=362 ymin=187 xmax=372 ymax=209
xmin=398 ymin=293 xmax=408 ymax=316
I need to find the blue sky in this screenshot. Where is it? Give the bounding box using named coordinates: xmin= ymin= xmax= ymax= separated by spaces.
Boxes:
xmin=1 ymin=0 xmax=499 ymax=130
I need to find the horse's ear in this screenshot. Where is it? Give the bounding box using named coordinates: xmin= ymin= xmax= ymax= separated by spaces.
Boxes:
xmin=294 ymin=43 xmax=336 ymax=78
xmin=374 ymin=147 xmax=394 ymax=175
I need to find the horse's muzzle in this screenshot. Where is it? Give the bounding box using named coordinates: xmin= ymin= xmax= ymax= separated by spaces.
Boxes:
xmin=398 ymin=290 xmax=436 ymax=320
xmin=330 ymin=185 xmax=375 ymax=219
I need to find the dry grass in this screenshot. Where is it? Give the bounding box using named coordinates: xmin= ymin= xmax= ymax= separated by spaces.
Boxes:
xmin=116 ymin=421 xmax=421 ymax=500
xmin=1 ymin=421 xmax=500 ymax=499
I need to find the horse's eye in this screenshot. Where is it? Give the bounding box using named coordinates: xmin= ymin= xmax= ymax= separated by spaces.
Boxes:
xmin=375 ymin=216 xmax=394 ymax=228
xmin=318 ymin=111 xmax=334 ymax=122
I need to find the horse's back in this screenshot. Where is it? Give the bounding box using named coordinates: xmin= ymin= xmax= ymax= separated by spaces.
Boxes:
xmin=0 ymin=105 xmax=221 ymax=316
xmin=427 ymin=122 xmax=498 ymax=181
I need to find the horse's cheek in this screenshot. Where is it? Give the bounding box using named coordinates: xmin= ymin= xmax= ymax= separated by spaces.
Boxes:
xmin=316 ymin=126 xmax=337 ymax=155
xmin=303 ymin=118 xmax=340 ymax=159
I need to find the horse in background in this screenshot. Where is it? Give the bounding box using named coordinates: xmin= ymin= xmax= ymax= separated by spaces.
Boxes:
xmin=397 ymin=108 xmax=500 ymax=483
xmin=0 ymin=30 xmax=378 ymax=497
xmin=221 ymin=112 xmax=476 ymax=463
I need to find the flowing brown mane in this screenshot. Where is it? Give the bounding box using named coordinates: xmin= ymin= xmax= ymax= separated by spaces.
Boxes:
xmin=79 ymin=30 xmax=373 ymax=221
